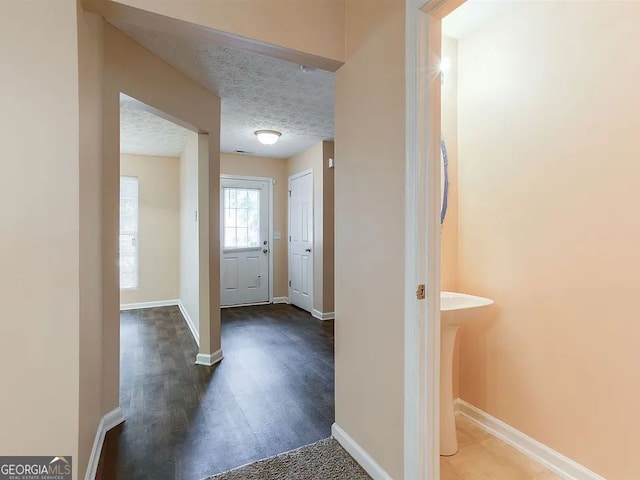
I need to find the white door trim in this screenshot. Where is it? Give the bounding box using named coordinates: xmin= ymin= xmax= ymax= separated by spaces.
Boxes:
xmin=287 ymin=168 xmax=314 ymax=312
xmin=288 ymin=168 xmax=313 ymax=182
xmin=220 ymin=174 xmax=274 ymax=303
xmin=405 ymin=0 xmax=454 ymax=478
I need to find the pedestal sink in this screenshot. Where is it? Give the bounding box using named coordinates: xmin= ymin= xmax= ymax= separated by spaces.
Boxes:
xmin=440 ymin=291 xmax=493 ymax=456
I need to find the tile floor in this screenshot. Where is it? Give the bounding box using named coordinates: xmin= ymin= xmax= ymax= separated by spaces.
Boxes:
xmin=441 ymin=416 xmax=564 ymax=480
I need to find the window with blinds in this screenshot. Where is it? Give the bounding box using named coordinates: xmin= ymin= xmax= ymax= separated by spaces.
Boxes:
xmin=120 ymin=176 xmax=139 ymax=290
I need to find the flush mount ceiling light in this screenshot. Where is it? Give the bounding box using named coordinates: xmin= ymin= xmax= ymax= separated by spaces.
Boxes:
xmin=254 ymin=130 xmax=281 ymax=145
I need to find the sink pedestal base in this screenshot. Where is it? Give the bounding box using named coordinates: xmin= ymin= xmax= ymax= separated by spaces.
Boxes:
xmin=440 ymin=326 xmax=459 ymax=456
xmin=438 ymin=292 xmax=494 ymax=456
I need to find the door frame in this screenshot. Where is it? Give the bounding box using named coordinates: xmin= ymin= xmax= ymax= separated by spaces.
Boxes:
xmin=404 ymin=0 xmax=464 ymax=478
xmin=220 ymin=174 xmax=275 ymax=304
xmin=287 ymin=168 xmax=314 ymax=312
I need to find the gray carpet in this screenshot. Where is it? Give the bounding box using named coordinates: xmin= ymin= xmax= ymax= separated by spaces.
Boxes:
xmin=207 ymin=438 xmax=372 ymax=480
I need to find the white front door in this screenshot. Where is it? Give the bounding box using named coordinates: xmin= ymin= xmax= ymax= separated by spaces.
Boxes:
xmin=221 ymin=177 xmax=270 ymax=306
xmin=288 ymin=171 xmax=313 ymax=313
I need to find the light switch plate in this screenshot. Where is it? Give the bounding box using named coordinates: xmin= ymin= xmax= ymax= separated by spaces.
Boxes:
xmin=274 ymin=231 xmax=281 ymax=240
xmin=329 ymin=157 xmax=335 ymax=168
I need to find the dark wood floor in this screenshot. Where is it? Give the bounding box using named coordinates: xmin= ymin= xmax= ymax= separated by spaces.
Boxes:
xmin=98 ymin=304 xmax=335 ymax=480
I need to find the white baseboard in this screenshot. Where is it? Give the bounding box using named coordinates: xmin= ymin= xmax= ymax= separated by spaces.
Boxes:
xmin=312 ymin=309 xmax=335 ymax=321
xmin=331 ymin=423 xmax=393 ymax=480
xmin=119 ymin=299 xmax=179 ymax=311
xmin=177 ymin=300 xmax=200 ymax=346
xmin=220 ymin=301 xmax=270 ymax=309
xmin=85 ymin=407 xmax=125 ymax=480
xmin=454 ymin=399 xmax=605 ymax=480
xmin=195 ymin=349 xmax=223 ymax=367
xmin=272 ymin=296 xmax=290 ymax=304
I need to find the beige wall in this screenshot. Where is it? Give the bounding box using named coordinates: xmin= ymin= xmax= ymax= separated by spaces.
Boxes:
xmin=98 ymin=0 xmax=345 ymax=67
xmin=441 ymin=35 xmax=460 ymax=399
xmin=456 ymin=3 xmax=640 ymax=477
xmin=0 ymin=0 xmax=84 ymax=476
xmin=195 ymin=133 xmax=211 ymax=348
xmin=322 ymin=142 xmax=335 ymax=313
xmin=120 ymin=154 xmax=180 ymax=305
xmin=102 ymin=23 xmax=221 ymax=417
xmin=221 ymin=153 xmax=289 ymax=299
xmin=180 ymin=133 xmax=200 ymax=335
xmin=335 ymin=1 xmax=406 ymax=477
xmin=78 ymin=6 xmax=104 ymax=478
xmin=441 ymin=35 xmax=459 ymax=292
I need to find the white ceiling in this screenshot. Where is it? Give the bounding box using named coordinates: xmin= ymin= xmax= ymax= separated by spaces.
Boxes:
xmin=120 ymin=95 xmax=191 ymax=157
xmin=114 ymin=21 xmax=335 ymax=159
xmin=443 ymin=0 xmax=510 ymax=39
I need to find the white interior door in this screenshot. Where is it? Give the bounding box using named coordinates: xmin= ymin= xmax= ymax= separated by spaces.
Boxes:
xmin=221 ymin=178 xmax=270 ymax=306
xmin=288 ymin=171 xmax=313 ymax=313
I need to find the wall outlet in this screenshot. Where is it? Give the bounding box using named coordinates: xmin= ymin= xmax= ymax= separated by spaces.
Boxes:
xmin=274 ymin=231 xmax=281 ymax=240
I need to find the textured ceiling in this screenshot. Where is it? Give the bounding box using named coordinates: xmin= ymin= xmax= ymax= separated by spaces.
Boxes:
xmin=114 ymin=21 xmax=335 ymax=159
xmin=120 ymin=95 xmax=190 ymax=157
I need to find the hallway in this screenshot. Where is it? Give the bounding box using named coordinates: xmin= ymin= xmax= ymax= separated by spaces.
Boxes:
xmin=98 ymin=304 xmax=335 ymax=480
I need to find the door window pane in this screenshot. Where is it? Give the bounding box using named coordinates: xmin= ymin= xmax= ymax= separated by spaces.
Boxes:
xmin=223 ymin=187 xmax=260 ymax=249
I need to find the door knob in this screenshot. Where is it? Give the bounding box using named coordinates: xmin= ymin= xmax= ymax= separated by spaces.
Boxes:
xmin=263 ymin=249 xmax=268 ymax=253
xmin=305 ymin=248 xmax=312 ymax=253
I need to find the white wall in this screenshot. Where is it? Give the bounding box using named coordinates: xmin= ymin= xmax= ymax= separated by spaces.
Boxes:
xmin=180 ymin=132 xmax=200 ymax=337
